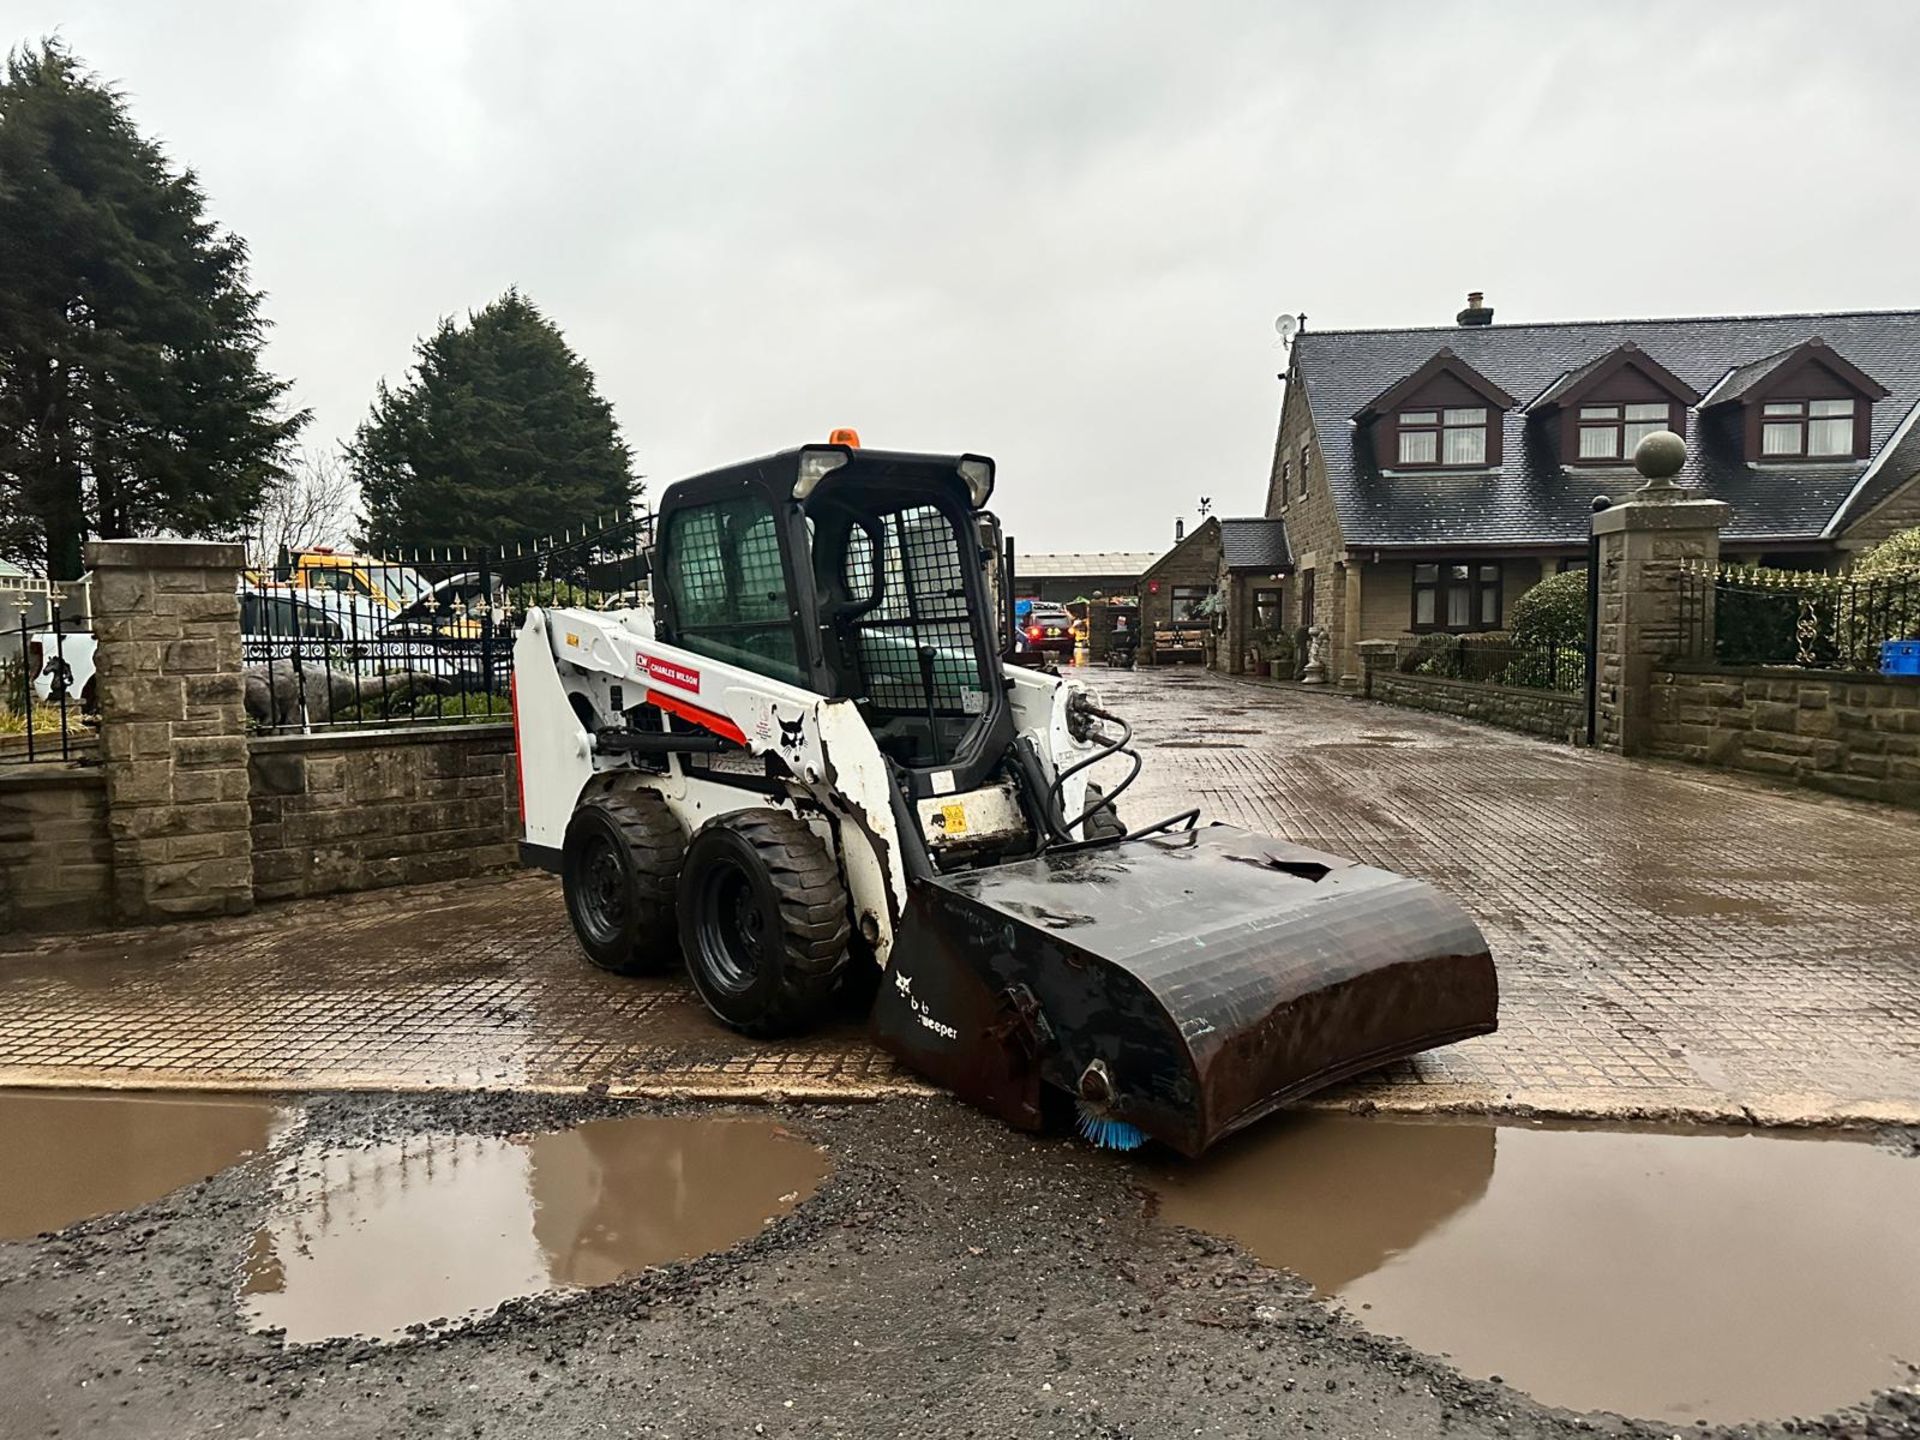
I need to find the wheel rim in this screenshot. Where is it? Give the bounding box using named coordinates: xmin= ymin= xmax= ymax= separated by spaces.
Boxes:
xmin=695 ymin=860 xmax=764 ymax=995
xmin=575 ymin=831 xmax=630 ymax=945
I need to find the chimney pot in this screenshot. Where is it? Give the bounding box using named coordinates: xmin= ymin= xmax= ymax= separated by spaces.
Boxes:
xmin=1456 ymin=291 xmax=1495 ymax=327
xmin=1174 ymin=517 xmax=1185 ymax=543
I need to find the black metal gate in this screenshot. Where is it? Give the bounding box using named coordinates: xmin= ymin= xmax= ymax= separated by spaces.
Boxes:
xmin=1583 ymin=496 xmax=1611 ymax=745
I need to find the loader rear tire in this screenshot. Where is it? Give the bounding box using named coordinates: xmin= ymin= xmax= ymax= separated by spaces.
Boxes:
xmin=678 ymin=809 xmax=851 ymax=1039
xmin=562 ymin=779 xmax=686 ymax=976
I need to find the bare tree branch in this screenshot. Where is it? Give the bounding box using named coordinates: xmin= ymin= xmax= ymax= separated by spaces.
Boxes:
xmin=249 ymin=447 xmax=358 ymax=567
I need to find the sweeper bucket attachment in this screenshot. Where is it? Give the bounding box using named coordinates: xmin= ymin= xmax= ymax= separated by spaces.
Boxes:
xmin=870 ymin=824 xmax=1497 ymax=1157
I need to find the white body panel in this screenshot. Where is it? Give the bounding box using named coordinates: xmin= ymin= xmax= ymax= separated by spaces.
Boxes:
xmin=513 ymin=604 xmax=1115 ymax=970
xmin=516 ymin=605 xmax=907 ymax=964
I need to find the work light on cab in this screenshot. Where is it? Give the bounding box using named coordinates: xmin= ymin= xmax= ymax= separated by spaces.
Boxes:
xmin=957 ymin=456 xmax=994 ymax=507
xmin=793 ymin=447 xmax=850 ymax=500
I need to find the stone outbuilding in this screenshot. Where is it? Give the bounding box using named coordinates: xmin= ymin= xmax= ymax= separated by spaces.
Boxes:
xmin=1139 ymin=519 xmax=1222 ymax=661
xmin=1214 ymin=517 xmax=1294 ymax=675
xmin=1138 ymin=517 xmax=1292 ymax=668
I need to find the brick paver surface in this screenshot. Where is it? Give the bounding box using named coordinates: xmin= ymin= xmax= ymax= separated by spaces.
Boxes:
xmin=3 ymin=668 xmax=1917 ymax=1125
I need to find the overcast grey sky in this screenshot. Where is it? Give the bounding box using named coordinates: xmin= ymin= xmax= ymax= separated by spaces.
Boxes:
xmin=12 ymin=1 xmax=1920 ymax=549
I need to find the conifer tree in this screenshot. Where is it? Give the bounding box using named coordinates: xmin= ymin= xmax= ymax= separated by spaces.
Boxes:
xmin=350 ymin=291 xmax=637 ymax=551
xmin=0 ymin=40 xmax=305 ymax=577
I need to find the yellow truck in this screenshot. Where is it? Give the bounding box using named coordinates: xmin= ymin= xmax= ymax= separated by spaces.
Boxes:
xmin=277 ymin=549 xmax=485 ymax=641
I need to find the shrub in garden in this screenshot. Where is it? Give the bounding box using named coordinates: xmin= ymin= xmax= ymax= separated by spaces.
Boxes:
xmin=1508 ymin=569 xmax=1587 ymax=650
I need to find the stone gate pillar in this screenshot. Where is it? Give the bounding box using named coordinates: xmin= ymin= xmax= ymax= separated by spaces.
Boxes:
xmin=85 ymin=539 xmax=254 ymax=922
xmin=1591 ymin=434 xmax=1729 ymax=755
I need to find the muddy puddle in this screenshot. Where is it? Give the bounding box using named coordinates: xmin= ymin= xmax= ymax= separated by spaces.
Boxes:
xmin=242 ymin=1113 xmax=828 ymax=1343
xmin=0 ymin=1089 xmax=289 ymax=1240
xmin=1151 ymin=1113 xmax=1920 ymax=1424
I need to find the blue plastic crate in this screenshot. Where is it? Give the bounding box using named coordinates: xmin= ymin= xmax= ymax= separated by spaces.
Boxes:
xmin=1883 ymin=640 xmax=1920 ymax=676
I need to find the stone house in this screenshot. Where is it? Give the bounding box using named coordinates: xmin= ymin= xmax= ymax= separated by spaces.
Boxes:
xmin=1265 ymin=294 xmax=1920 ymax=683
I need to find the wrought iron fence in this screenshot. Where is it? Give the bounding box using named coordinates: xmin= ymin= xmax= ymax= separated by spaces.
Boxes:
xmin=1678 ymin=561 xmax=1920 ymax=673
xmin=243 ymin=513 xmax=651 ymax=733
xmin=1393 ymin=634 xmax=1587 ymax=694
xmin=2 ymin=603 xmax=95 ymax=764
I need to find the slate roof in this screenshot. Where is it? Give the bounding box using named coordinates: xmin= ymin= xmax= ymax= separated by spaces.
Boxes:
xmin=1829 ymin=408 xmax=1920 ymax=536
xmin=1524 ymin=347 xmax=1620 ymax=411
xmin=1292 ymin=310 xmax=1920 ymax=546
xmin=1700 ymin=344 xmax=1801 ymax=408
xmin=1219 ymin=517 xmax=1293 ymax=572
xmin=1015 ymin=551 xmax=1161 ymax=579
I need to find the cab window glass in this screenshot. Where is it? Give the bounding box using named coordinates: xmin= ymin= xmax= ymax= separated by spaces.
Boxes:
xmin=664 ymin=495 xmax=803 ymax=685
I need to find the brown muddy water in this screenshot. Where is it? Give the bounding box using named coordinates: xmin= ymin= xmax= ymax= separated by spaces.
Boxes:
xmin=0 ymin=1089 xmax=290 ymax=1240
xmin=1150 ymin=1113 xmax=1920 ymax=1424
xmin=242 ymin=1113 xmax=829 ymax=1343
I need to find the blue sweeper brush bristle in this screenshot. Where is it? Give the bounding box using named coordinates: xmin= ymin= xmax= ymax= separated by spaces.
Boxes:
xmin=1076 ymin=1103 xmax=1146 ymax=1151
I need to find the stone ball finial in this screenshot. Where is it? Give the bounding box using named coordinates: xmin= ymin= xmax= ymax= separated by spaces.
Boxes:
xmin=1633 ymin=429 xmax=1687 ymax=484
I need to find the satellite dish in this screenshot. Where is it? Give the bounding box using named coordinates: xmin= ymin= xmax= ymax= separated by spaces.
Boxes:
xmin=1274 ymin=314 xmax=1299 ymax=344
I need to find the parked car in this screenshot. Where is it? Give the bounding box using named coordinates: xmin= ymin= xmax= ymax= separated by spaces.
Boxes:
xmin=240 ymin=582 xmax=497 ymax=689
xmin=1019 ymin=601 xmax=1075 ymax=657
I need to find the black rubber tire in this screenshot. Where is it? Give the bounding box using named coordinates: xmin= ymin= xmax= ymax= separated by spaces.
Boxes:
xmin=1082 ymin=781 xmax=1127 ymax=841
xmin=561 ymin=777 xmax=686 ymax=976
xmin=677 ymin=809 xmax=852 ymax=1038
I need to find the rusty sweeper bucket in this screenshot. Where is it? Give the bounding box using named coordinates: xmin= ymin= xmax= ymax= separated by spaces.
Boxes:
xmin=870 ymin=823 xmax=1497 ymax=1157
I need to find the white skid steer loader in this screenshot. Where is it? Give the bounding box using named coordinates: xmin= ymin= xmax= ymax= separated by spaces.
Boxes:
xmin=513 ymin=436 xmax=1496 ymax=1154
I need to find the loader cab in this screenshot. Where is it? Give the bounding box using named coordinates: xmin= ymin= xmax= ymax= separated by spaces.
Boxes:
xmin=652 ymin=443 xmax=1013 ymax=800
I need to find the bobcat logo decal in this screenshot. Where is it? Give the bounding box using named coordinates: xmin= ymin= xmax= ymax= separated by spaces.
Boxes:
xmin=777 ymin=713 xmax=806 ymax=754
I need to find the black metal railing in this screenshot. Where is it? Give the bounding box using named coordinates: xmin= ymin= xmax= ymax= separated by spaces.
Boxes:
xmin=1393 ymin=634 xmax=1588 ymax=694
xmin=1680 ymin=562 xmax=1920 ymax=673
xmin=243 ymin=513 xmax=651 ymax=733
xmin=2 ymin=606 xmax=96 ymax=764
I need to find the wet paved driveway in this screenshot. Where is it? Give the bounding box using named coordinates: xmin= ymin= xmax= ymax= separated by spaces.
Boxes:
xmin=3 ymin=668 xmax=1917 ymax=1125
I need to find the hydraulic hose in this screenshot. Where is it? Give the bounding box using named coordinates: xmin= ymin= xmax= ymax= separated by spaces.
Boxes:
xmin=1041 ymin=692 xmax=1202 ymax=849
xmin=1046 ymin=694 xmax=1143 ymax=840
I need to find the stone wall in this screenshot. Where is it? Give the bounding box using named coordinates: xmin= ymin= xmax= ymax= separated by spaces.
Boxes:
xmin=1360 ymin=658 xmax=1585 ymax=743
xmin=86 ymin=539 xmax=255 ymax=922
xmin=1839 ymin=465 xmax=1920 ymax=550
xmin=1649 ymin=664 xmax=1920 ymax=807
xmin=249 ymin=724 xmax=520 ymax=902
xmin=0 ymin=765 xmax=112 ymax=933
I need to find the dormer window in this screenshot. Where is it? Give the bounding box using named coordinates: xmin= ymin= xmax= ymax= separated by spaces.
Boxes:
xmin=1355 ymin=349 xmax=1514 ymax=472
xmin=1699 ymin=338 xmax=1889 ymax=463
xmin=1760 ymin=399 xmax=1855 ymax=458
xmin=1398 ymin=408 xmax=1487 ymax=466
xmin=1525 ymin=344 xmax=1699 ymax=467
xmin=1576 ymin=402 xmax=1672 ymax=461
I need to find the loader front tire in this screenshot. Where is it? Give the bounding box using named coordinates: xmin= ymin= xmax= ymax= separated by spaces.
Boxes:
xmin=562 ymin=780 xmax=686 ymax=976
xmin=678 ymin=809 xmax=851 ymax=1039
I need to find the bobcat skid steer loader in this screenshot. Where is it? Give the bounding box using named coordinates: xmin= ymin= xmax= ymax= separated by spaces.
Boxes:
xmin=513 ymin=437 xmax=1496 ymax=1156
